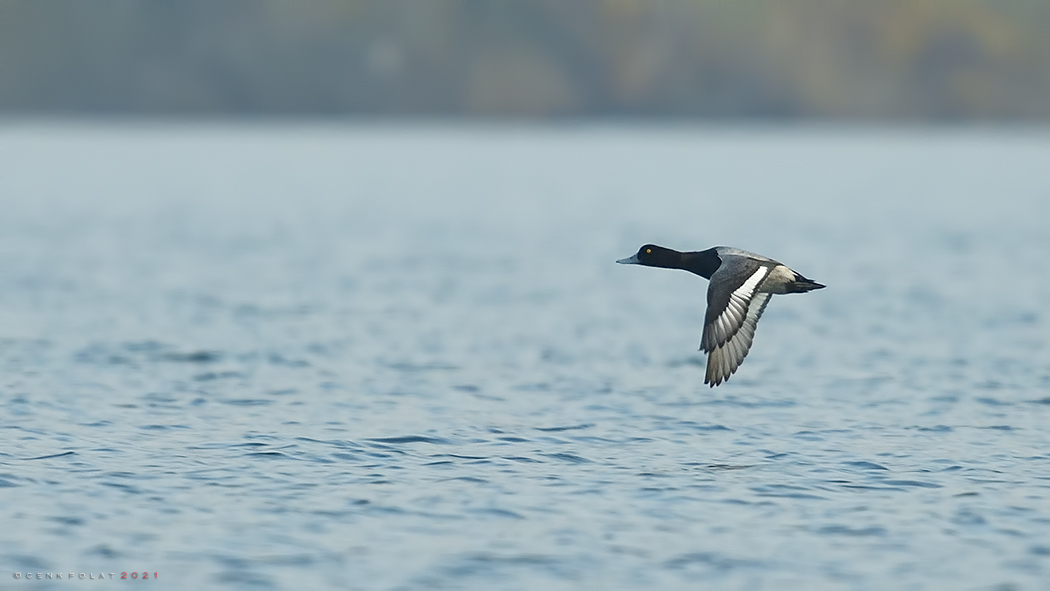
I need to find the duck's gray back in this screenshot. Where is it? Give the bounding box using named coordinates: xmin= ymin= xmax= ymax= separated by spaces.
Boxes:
xmin=713 ymin=246 xmax=779 ymax=265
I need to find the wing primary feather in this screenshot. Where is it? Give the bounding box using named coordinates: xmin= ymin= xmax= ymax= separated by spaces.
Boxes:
xmin=703 ymin=290 xmax=774 ymax=387
xmin=701 ymin=263 xmax=779 ymax=386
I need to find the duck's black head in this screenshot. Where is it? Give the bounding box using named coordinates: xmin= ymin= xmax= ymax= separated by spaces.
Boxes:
xmin=616 ymin=244 xmax=683 ymax=269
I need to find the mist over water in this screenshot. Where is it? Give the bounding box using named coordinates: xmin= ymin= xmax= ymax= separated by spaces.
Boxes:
xmin=1 ymin=124 xmax=1049 ymax=590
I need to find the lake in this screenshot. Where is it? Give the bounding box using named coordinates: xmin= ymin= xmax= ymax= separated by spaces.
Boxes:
xmin=1 ymin=122 xmax=1048 ymax=590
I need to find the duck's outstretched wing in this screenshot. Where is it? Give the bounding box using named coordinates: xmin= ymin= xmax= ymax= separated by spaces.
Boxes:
xmin=701 ymin=258 xmax=772 ymax=386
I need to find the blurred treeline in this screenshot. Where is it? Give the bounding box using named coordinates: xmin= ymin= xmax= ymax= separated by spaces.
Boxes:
xmin=2 ymin=0 xmax=1049 ymax=119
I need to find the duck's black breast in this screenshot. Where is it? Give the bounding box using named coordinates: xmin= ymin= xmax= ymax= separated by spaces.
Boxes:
xmin=679 ymin=248 xmax=722 ymax=279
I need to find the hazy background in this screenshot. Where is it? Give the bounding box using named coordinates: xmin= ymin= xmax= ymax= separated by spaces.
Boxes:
xmin=3 ymin=0 xmax=1050 ymax=120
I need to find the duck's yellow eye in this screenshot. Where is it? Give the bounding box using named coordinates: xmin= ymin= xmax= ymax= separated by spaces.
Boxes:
xmin=645 ymin=248 xmax=652 ymax=254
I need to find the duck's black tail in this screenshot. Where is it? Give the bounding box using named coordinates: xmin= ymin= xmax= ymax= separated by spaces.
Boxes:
xmin=786 ymin=274 xmax=825 ymax=293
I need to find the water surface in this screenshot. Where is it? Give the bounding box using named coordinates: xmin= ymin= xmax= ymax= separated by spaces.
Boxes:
xmin=1 ymin=123 xmax=1049 ymax=590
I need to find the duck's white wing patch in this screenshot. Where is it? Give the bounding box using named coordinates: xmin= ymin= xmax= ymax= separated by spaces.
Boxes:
xmin=705 ymin=291 xmax=772 ymax=387
xmin=701 ymin=264 xmax=769 ymax=353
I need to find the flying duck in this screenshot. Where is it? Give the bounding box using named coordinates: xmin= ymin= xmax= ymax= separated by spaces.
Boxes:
xmin=617 ymin=244 xmax=824 ymax=386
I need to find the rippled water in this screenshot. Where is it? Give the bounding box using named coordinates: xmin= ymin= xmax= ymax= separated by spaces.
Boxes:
xmin=1 ymin=123 xmax=1049 ymax=590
